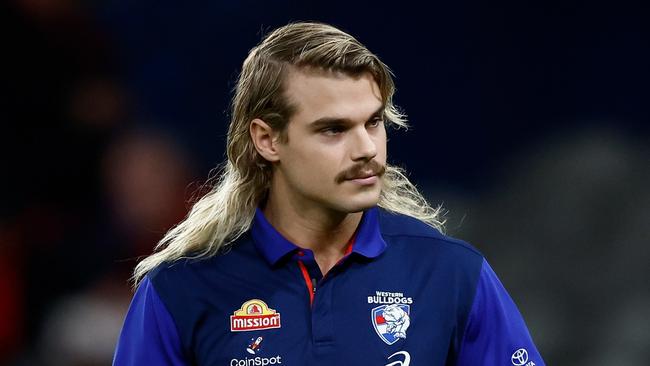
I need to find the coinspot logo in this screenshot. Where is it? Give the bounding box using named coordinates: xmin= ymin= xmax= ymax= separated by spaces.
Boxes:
xmin=229 ymin=356 xmax=282 ymax=366
xmin=511 ymin=348 xmax=529 ymax=366
xmin=230 ymin=338 xmax=282 ymax=366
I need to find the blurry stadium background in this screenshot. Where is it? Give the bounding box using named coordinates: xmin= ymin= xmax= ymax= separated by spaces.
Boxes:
xmin=2 ymin=0 xmax=649 ymax=365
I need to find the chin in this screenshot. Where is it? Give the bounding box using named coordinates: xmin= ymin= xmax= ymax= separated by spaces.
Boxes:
xmin=336 ymin=192 xmax=381 ymax=213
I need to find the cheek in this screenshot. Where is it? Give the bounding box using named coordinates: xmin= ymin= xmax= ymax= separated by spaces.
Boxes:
xmin=283 ymin=145 xmax=339 ymax=187
xmin=374 ymin=135 xmax=388 ymax=163
xmin=377 ymin=140 xmax=387 ymax=160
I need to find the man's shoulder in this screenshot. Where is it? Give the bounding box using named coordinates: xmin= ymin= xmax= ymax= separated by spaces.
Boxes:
xmin=147 ymin=234 xmax=258 ymax=287
xmin=147 ymin=254 xmax=214 ymax=283
xmin=377 ymin=208 xmax=483 ymax=260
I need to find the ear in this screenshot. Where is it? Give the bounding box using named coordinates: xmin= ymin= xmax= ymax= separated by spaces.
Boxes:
xmin=250 ymin=118 xmax=281 ymax=163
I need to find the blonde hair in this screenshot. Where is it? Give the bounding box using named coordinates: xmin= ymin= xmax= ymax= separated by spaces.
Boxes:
xmin=132 ymin=21 xmax=444 ymax=287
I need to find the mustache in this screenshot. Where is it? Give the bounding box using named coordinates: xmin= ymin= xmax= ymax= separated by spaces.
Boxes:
xmin=335 ymin=160 xmax=386 ymax=183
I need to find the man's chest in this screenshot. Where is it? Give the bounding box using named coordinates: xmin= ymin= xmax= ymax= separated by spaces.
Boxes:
xmin=188 ymin=264 xmax=461 ymax=366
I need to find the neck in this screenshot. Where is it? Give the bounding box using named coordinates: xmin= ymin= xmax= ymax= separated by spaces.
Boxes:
xmin=262 ymin=187 xmax=363 ymax=275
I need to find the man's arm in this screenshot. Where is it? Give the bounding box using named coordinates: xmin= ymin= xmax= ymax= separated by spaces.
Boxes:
xmin=113 ymin=276 xmax=189 ymax=366
xmin=456 ymin=259 xmax=545 ymax=366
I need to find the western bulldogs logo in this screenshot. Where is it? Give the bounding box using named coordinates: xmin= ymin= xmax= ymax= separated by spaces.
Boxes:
xmin=371 ymin=304 xmax=411 ymax=345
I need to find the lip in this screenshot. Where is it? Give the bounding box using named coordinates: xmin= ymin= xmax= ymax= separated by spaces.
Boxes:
xmin=349 ymin=175 xmax=378 ymax=185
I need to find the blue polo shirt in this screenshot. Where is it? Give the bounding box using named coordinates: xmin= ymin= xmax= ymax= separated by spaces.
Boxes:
xmin=113 ymin=207 xmax=545 ymax=366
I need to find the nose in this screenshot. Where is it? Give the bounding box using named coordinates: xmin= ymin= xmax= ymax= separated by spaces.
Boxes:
xmin=350 ymin=126 xmax=377 ymax=162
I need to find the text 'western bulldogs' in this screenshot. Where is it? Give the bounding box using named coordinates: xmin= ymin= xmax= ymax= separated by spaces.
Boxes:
xmin=368 ymin=291 xmax=413 ymax=304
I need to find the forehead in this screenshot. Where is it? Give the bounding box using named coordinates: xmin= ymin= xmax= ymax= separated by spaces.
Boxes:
xmin=283 ymin=67 xmax=383 ymax=124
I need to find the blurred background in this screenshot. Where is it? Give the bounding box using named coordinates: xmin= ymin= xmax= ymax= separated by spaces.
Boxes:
xmin=2 ymin=0 xmax=648 ymax=365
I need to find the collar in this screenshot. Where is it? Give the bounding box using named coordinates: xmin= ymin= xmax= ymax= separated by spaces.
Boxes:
xmin=251 ymin=206 xmax=387 ymax=266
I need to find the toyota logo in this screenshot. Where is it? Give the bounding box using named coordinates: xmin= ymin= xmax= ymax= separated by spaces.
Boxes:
xmin=511 ymin=348 xmax=529 ymax=366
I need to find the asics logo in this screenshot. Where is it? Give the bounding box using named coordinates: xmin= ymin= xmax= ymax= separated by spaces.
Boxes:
xmin=385 ymin=351 xmax=411 ymax=366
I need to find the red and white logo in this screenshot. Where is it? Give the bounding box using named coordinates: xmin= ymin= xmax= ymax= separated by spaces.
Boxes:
xmin=230 ymin=299 xmax=281 ymax=332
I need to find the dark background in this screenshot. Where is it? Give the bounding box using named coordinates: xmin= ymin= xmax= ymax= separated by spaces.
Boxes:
xmin=2 ymin=0 xmax=649 ymax=365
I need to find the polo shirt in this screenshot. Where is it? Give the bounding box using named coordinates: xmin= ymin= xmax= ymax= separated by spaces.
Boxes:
xmin=113 ymin=207 xmax=545 ymax=366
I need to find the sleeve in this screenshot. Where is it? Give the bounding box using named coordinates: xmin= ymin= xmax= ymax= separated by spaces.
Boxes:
xmin=456 ymin=259 xmax=545 ymax=366
xmin=112 ymin=276 xmax=190 ymax=366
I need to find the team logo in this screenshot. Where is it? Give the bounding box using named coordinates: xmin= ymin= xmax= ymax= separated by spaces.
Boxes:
xmin=246 ymin=337 xmax=264 ymax=354
xmin=230 ymin=299 xmax=281 ymax=332
xmin=372 ymin=304 xmax=411 ymax=345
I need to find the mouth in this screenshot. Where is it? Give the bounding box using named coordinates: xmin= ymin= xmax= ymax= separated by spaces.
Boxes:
xmin=348 ymin=172 xmax=379 ymax=185
xmin=351 ymin=170 xmax=377 ymax=180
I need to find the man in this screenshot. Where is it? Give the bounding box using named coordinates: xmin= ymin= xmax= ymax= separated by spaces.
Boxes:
xmin=113 ymin=22 xmax=545 ymax=366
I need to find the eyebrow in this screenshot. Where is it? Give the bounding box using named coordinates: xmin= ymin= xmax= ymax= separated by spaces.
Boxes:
xmin=308 ymin=105 xmax=385 ymax=130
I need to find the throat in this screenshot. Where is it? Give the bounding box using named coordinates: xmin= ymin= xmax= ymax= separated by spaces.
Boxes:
xmin=313 ymin=239 xmax=353 ymax=276
xmin=261 ymin=198 xmax=361 ymax=275
xmin=263 ymin=198 xmax=361 ymax=244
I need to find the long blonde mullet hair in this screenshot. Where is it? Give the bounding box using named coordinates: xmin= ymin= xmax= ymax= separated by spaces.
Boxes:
xmin=132 ymin=22 xmax=444 ymax=287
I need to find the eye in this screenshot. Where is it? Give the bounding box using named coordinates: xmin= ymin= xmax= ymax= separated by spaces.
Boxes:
xmin=367 ymin=118 xmax=384 ymax=128
xmin=320 ymin=125 xmax=345 ymax=135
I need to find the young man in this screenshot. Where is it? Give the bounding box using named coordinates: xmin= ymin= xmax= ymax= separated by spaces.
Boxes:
xmin=113 ymin=22 xmax=545 ymax=366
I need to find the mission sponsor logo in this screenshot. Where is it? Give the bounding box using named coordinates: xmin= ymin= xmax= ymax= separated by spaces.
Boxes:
xmin=230 ymin=300 xmax=281 ymax=332
xmin=368 ymin=291 xmax=413 ymax=305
